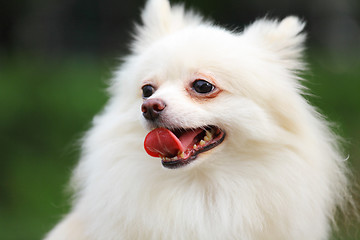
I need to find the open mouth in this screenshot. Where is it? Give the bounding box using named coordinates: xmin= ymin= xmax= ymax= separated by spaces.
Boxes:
xmin=144 ymin=126 xmax=225 ymax=169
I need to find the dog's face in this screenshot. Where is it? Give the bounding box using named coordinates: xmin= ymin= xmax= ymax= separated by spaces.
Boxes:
xmin=140 ymin=29 xmax=231 ymax=168
xmin=136 ymin=28 xmax=268 ymax=169
xmin=113 ymin=0 xmax=306 ymax=169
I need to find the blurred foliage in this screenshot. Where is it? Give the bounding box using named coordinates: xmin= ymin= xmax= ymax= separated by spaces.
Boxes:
xmin=1 ymin=0 xmax=359 ymax=57
xmin=304 ymin=52 xmax=360 ymax=165
xmin=0 ymin=52 xmax=359 ymax=239
xmin=0 ymin=55 xmax=110 ymax=239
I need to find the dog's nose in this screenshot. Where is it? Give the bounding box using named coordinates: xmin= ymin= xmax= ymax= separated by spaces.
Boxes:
xmin=141 ymin=98 xmax=166 ymax=120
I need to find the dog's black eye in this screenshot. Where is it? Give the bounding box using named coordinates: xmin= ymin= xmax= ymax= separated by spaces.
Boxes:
xmin=142 ymin=84 xmax=155 ymax=98
xmin=192 ymin=80 xmax=214 ymax=94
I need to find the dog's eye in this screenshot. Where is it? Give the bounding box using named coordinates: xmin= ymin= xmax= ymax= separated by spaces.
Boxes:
xmin=192 ymin=80 xmax=215 ymax=94
xmin=142 ymin=84 xmax=155 ymax=98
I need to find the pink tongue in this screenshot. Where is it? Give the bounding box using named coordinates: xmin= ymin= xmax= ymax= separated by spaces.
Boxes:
xmin=144 ymin=128 xmax=202 ymax=158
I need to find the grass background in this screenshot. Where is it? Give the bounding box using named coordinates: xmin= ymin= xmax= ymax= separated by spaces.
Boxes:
xmin=0 ymin=52 xmax=359 ymax=239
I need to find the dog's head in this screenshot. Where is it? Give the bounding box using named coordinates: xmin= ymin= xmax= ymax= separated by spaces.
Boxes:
xmin=111 ymin=0 xmax=306 ymax=169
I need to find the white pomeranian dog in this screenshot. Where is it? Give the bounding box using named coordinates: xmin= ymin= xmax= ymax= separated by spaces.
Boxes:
xmin=45 ymin=0 xmax=353 ymax=239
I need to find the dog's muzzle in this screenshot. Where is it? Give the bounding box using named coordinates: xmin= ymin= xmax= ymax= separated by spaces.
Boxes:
xmin=141 ymin=98 xmax=166 ymax=121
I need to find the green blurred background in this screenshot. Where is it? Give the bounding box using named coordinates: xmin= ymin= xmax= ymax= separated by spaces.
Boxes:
xmin=0 ymin=0 xmax=359 ymax=239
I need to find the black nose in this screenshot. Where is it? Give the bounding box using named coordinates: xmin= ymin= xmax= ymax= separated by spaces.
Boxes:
xmin=141 ymin=98 xmax=166 ymax=120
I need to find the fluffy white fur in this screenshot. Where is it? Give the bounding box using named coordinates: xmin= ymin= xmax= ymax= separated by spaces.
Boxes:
xmin=45 ymin=0 xmax=351 ymax=239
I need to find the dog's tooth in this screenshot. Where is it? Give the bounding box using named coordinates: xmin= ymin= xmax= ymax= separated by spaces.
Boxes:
xmin=161 ymin=157 xmax=171 ymax=162
xmin=200 ymin=140 xmax=206 ymax=146
xmin=180 ymin=152 xmax=185 ymax=158
xmin=204 ymin=130 xmax=213 ymax=141
xmin=206 ymin=130 xmax=213 ymax=139
xmin=193 ymin=144 xmax=197 ymax=149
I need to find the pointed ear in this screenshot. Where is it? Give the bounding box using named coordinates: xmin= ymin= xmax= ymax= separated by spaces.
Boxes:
xmin=132 ymin=0 xmax=202 ymax=52
xmin=244 ymin=16 xmax=306 ymax=70
xmin=141 ymin=0 xmax=172 ymax=35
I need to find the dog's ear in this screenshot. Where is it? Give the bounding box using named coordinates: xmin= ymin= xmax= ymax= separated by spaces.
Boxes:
xmin=132 ymin=0 xmax=202 ymax=52
xmin=244 ymin=16 xmax=306 ymax=70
